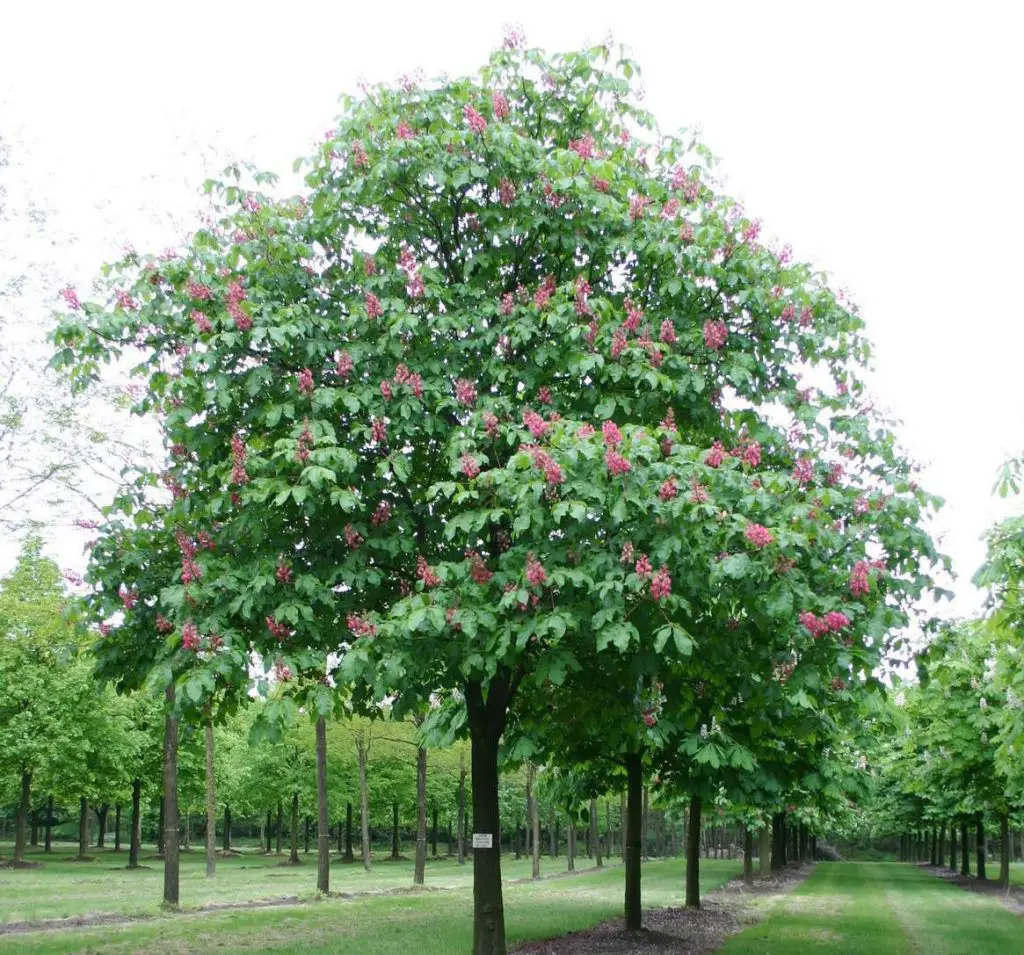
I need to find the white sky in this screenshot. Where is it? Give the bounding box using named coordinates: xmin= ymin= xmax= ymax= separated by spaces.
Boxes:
xmin=2 ymin=0 xmax=1022 ymax=613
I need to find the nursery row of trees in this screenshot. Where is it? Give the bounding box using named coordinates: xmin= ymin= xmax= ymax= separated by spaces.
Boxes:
xmin=3 ymin=34 xmax=950 ymax=955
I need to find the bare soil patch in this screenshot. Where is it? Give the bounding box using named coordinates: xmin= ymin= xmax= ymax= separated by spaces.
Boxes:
xmin=513 ymin=863 xmax=815 ymax=954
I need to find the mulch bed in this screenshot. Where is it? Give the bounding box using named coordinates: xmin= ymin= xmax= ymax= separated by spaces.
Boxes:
xmin=921 ymin=863 xmax=1024 ymax=916
xmin=514 ymin=863 xmax=814 ymax=954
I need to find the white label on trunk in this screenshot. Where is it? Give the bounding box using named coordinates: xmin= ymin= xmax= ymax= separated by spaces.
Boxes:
xmin=472 ymin=833 xmax=493 ymax=848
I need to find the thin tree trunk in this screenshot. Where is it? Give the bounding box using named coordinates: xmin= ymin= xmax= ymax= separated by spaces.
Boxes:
xmin=759 ymin=826 xmax=771 ymax=876
xmin=289 ymin=793 xmax=300 ymax=864
xmin=13 ymin=771 xmax=30 ymax=865
xmin=529 ymin=765 xmax=540 ymax=879
xmin=356 ymin=734 xmax=372 ymax=871
xmin=128 ymin=779 xmax=142 ymax=868
xmin=431 ymin=805 xmax=438 ymax=857
xmin=96 ymin=804 xmax=108 ymax=848
xmin=591 ymin=798 xmax=602 ymax=867
xmin=549 ymin=808 xmax=556 ymax=858
xmin=686 ymin=794 xmax=701 ymax=908
xmin=223 ymin=806 xmax=231 ymax=852
xmin=391 ymin=801 xmax=401 ymax=860
xmin=204 ymin=718 xmax=216 ymax=878
xmin=345 ymin=801 xmax=354 ymax=862
xmin=949 ymin=821 xmax=957 ymax=871
xmin=44 ymin=793 xmax=54 ymax=854
xmin=162 ymin=682 xmax=180 ymax=907
xmin=567 ymin=808 xmax=575 ymax=871
xmin=1000 ymin=814 xmax=1010 ymax=889
xmin=265 ymin=809 xmax=272 ymax=853
xmin=304 ymin=816 xmax=311 ymax=854
xmin=315 ymin=715 xmax=330 ymax=893
xmin=78 ymin=796 xmax=89 ymax=859
xmin=466 ymin=676 xmax=510 ymax=955
xmin=620 ymin=791 xmax=626 ymax=861
xmin=158 ymin=795 xmax=166 ymax=855
xmin=743 ymin=826 xmax=753 ymax=885
xmin=961 ymin=820 xmax=970 ymax=876
xmin=976 ymin=813 xmax=986 ymax=880
xmin=771 ymin=813 xmax=784 ymax=871
xmin=414 ymin=745 xmax=427 ymax=884
xmin=113 ymin=804 xmax=121 ymax=852
xmin=641 ymin=786 xmax=649 ymax=860
xmin=624 ymin=752 xmax=643 ymax=930
xmin=276 ymin=801 xmax=283 ymax=855
xmin=606 ymin=801 xmax=612 ymax=858
xmin=938 ymin=824 xmax=946 ymax=868
xmin=457 ymin=756 xmax=467 ymax=866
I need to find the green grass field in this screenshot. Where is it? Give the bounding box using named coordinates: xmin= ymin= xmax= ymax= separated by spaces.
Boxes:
xmin=0 ymin=845 xmax=740 ymax=954
xmin=721 ymin=862 xmax=1024 ymax=954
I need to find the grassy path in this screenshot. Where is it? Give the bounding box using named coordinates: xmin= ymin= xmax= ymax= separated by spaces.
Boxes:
xmin=0 ymin=855 xmax=740 ymax=954
xmin=720 ymin=862 xmax=1023 ymax=954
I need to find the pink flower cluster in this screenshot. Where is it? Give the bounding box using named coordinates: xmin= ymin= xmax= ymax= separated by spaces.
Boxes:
xmin=629 ymin=194 xmax=649 ymax=221
xmin=466 ymin=550 xmax=494 ymax=585
xmin=156 ymin=614 xmax=174 ymax=634
xmin=525 ymin=444 xmax=564 ymax=485
xmin=499 ymin=178 xmax=516 ymax=206
xmin=231 ymin=433 xmax=249 ymax=485
xmin=461 ymin=454 xmax=480 ymax=479
xmin=272 ymin=659 xmax=293 ymax=682
xmin=849 ymin=560 xmax=871 ymax=597
xmin=416 ymin=555 xmax=440 ymax=588
xmin=347 ymin=613 xmax=377 ymax=638
xmin=190 ymin=309 xmax=212 ymax=333
xmin=635 ymin=554 xmax=652 ymax=577
xmin=352 ymin=141 xmax=369 ymax=169
xmin=744 ymin=523 xmax=774 ymax=548
xmin=492 ymin=91 xmax=510 ymax=119
xmin=650 ymin=565 xmax=672 ymax=602
xmin=705 ymin=441 xmax=726 ymax=468
xmin=365 ymin=292 xmax=383 ymax=319
xmin=703 ymin=319 xmax=728 ymax=350
xmin=119 ymin=584 xmax=138 ymax=609
xmin=297 ymin=368 xmax=314 ymax=394
xmin=781 ymin=304 xmax=796 ymax=322
xmin=534 ymin=274 xmax=556 ymax=308
xmin=525 ymin=554 xmax=548 ymax=587
xmin=276 ymin=564 xmax=292 ymax=584
xmin=396 ymin=120 xmax=416 ymax=140
xmin=659 ymin=477 xmax=678 ymax=501
xmin=266 ymin=616 xmax=291 ymax=641
xmin=372 ymin=500 xmax=392 ymax=526
xmin=575 ymin=277 xmax=591 ymax=317
xmin=182 ymin=621 xmax=201 ymax=651
xmin=187 ymin=279 xmax=212 ymax=300
xmin=115 ymin=290 xmax=138 ymax=310
xmin=177 ymin=531 xmax=202 ymax=586
xmin=335 ymin=351 xmax=354 ymax=379
xmin=523 ymin=409 xmax=550 ymax=438
xmin=500 ymin=292 xmax=515 ymax=315
xmin=344 ymin=524 xmax=363 ymax=549
xmin=296 ymin=425 xmax=314 ymax=463
xmin=371 ymin=417 xmax=387 ymax=444
xmin=605 ymin=450 xmax=631 ymax=476
xmin=799 ymin=610 xmax=850 ymax=637
xmin=398 ymin=242 xmax=424 ymax=298
xmin=689 ymin=478 xmax=710 ymax=504
xmin=463 ymin=104 xmax=487 ymax=134
xmin=455 ymin=378 xmax=477 ymax=408
xmin=602 ymin=420 xmax=622 ymax=448
xmin=61 ymin=286 xmax=81 ymax=310
xmin=569 ymin=135 xmax=596 ymax=159
xmin=659 ymin=319 xmax=676 ymax=344
xmin=226 ymin=280 xmax=250 ymax=330
xmin=483 ymin=412 xmax=500 ymax=438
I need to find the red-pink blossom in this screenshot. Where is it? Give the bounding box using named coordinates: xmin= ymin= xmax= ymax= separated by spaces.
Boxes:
xmin=569 ymin=135 xmax=596 ymax=159
xmin=272 ymin=659 xmax=293 ymax=682
xmin=824 ymin=611 xmax=850 ymax=631
xmin=182 ymin=621 xmax=201 ymax=651
xmin=336 ymin=352 xmax=354 ymax=379
xmin=455 ymin=378 xmax=477 ymax=407
xmin=156 ymin=614 xmax=174 ymax=634
xmin=463 ymin=104 xmax=487 ymax=134
xmin=659 ymin=477 xmax=678 ymax=501
xmin=849 ymin=560 xmax=871 ymax=597
xmin=703 ymin=319 xmax=728 ymax=350
xmin=119 ymin=584 xmax=138 ymax=609
xmin=371 ymin=417 xmax=387 ymax=444
xmin=347 ymin=613 xmax=377 ymax=638
xmin=276 ymin=564 xmax=292 ymax=585
xmin=661 ymin=198 xmax=680 ymax=220
xmin=793 ymin=458 xmax=814 ymax=485
xmin=365 ymin=292 xmax=383 ymax=318
xmin=659 ymin=320 xmax=676 ymax=344
xmin=853 ymin=496 xmax=869 ymax=516
xmin=190 ymin=309 xmax=212 ymax=333
xmin=187 ymin=279 xmax=212 ymax=300
xmin=635 ymin=554 xmax=652 ymax=577
xmin=483 ymin=412 xmax=500 ymax=438
xmin=591 ymin=177 xmax=610 ymax=192
xmin=650 ymin=565 xmax=672 ymax=602
xmin=492 ymin=91 xmax=510 ymax=119
xmin=799 ymin=306 xmax=814 ymax=327
xmin=406 ymin=272 xmax=425 ymax=298
xmin=372 ymin=500 xmax=392 ymax=526
xmin=621 ymin=542 xmax=635 ymax=565
xmin=629 ymin=194 xmax=649 ymax=221
xmin=352 ymin=141 xmax=369 ymax=169
xmin=115 ymin=290 xmax=138 ymax=310
xmin=689 ymin=478 xmax=710 ymax=504
xmin=611 ymin=328 xmax=627 ymax=359
xmin=605 ymin=450 xmax=632 ymax=476
xmin=467 ymin=550 xmax=494 ymax=585
xmin=364 ymin=255 xmax=378 ymax=276
xmin=525 ymin=554 xmax=548 ymax=587
xmin=396 ymin=120 xmax=416 ymax=140
xmin=523 ymin=409 xmax=549 ymax=438
xmin=705 ymin=441 xmax=726 ymax=468
xmin=533 ymin=274 xmax=556 ymax=308
xmin=601 ymin=420 xmax=622 ymax=448
xmin=741 ymin=442 xmax=762 ymax=468
xmin=297 ymin=368 xmax=314 ymax=395
xmin=230 ymin=433 xmax=249 ymax=485
xmin=577 ymin=424 xmax=595 ymax=438
xmin=344 ymin=524 xmax=363 ymax=549
xmin=744 ymin=523 xmax=774 ymax=548
xmin=500 ymin=292 xmax=515 ymax=315
xmin=61 ymin=286 xmax=81 ymax=310
xmin=537 ymin=386 xmax=552 ymax=406
xmin=780 ymin=303 xmax=796 ymax=322
xmin=416 ymin=555 xmax=440 ymax=588
xmin=296 ymin=426 xmax=314 ymax=463
xmin=461 ymin=454 xmax=480 ymax=479
xmin=380 ymin=379 xmax=393 ymax=400
xmin=499 ymin=178 xmax=516 ymax=206
xmin=741 ymin=219 xmax=762 ymax=244
xmin=826 ymin=463 xmax=844 ymax=486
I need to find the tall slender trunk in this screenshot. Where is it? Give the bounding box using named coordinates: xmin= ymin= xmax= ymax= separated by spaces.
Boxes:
xmin=949 ymin=821 xmax=958 ymax=872
xmin=431 ymin=805 xmax=439 ymax=857
xmin=129 ymin=779 xmax=142 ymax=868
xmin=44 ymin=793 xmax=54 ymax=854
xmin=96 ymin=804 xmax=108 ymax=848
xmin=743 ymin=826 xmax=753 ymax=885
xmin=960 ymin=820 xmax=970 ymax=875
xmin=528 ymin=765 xmax=540 ymax=879
xmin=759 ymin=826 xmax=771 ymax=876
xmin=930 ymin=827 xmax=937 ymax=866
xmin=770 ymin=813 xmax=784 ymax=871
xmin=549 ymin=808 xmax=556 ymax=857
xmin=466 ymin=676 xmax=511 ymax=955
xmin=345 ymin=801 xmax=354 ymax=861
xmin=620 ymin=791 xmax=626 ymax=861
xmin=938 ymin=824 xmax=946 ymax=868
xmin=457 ymin=756 xmax=467 ymax=866
xmin=999 ymin=814 xmax=1010 ymax=889
xmin=78 ymin=796 xmax=89 ymax=859
xmin=606 ymin=802 xmax=612 ymax=858
xmin=162 ymin=682 xmax=180 ymax=907
xmin=265 ymin=809 xmax=272 ymax=853
xmin=356 ymin=734 xmax=371 ymax=871
xmin=223 ymin=806 xmax=231 ymax=853
xmin=686 ymin=794 xmax=701 ymax=908
xmin=289 ymin=793 xmax=300 ymax=864
xmin=391 ymin=802 xmax=401 ymax=860
xmin=276 ymin=801 xmax=283 ymax=855
xmin=976 ymin=813 xmax=986 ymax=880
xmin=204 ymin=718 xmax=216 ymax=878
xmin=624 ymin=752 xmax=643 ymax=930
xmin=315 ymin=715 xmax=330 ymax=894
xmin=13 ymin=771 xmax=30 ymax=865
xmin=591 ymin=798 xmax=602 ymax=867
xmin=641 ymin=786 xmax=649 ymax=860
xmin=158 ymin=795 xmax=166 ymax=855
xmin=114 ymin=804 xmax=122 ymax=852
xmin=414 ymin=745 xmax=427 ymax=884
xmin=566 ymin=807 xmax=575 ymax=871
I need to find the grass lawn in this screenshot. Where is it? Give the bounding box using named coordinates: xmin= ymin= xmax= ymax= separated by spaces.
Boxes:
xmin=720 ymin=862 xmax=1024 ymax=954
xmin=0 ymin=846 xmax=740 ymax=954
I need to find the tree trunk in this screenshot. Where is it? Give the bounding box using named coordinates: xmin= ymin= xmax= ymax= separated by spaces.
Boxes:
xmin=44 ymin=793 xmax=54 ymax=854
xmin=315 ymin=715 xmax=330 ymax=894
xmin=356 ymin=734 xmax=372 ymax=872
xmin=304 ymin=816 xmax=311 ymax=854
xmin=529 ymin=765 xmax=540 ymax=879
xmin=620 ymin=791 xmax=627 ymax=861
xmin=162 ymin=682 xmax=180 ymax=907
xmin=345 ymin=801 xmax=354 ymax=862
xmin=13 ymin=771 xmax=31 ymax=865
xmin=566 ymin=810 xmax=575 ymax=871
xmin=976 ymin=813 xmax=986 ymax=880
xmin=289 ymin=793 xmax=300 ymax=864
xmin=937 ymin=824 xmax=946 ymax=868
xmin=686 ymin=793 xmax=701 ymax=908
xmin=624 ymin=751 xmax=643 ymax=930
xmin=641 ymin=786 xmax=649 ymax=860
xmin=591 ymin=798 xmax=602 ymax=867
xmin=78 ymin=796 xmax=89 ymax=859
xmin=223 ymin=806 xmax=231 ymax=853
xmin=113 ymin=804 xmax=122 ymax=852
xmin=759 ymin=826 xmax=771 ymax=876
xmin=457 ymin=756 xmax=467 ymax=866
xmin=414 ymin=745 xmax=427 ymax=884
xmin=606 ymin=801 xmax=612 ymax=858
xmin=1000 ymin=813 xmax=1010 ymax=889
xmin=391 ymin=801 xmax=401 ymax=860
xmin=549 ymin=808 xmax=557 ymax=858
xmin=930 ymin=827 xmax=937 ymax=866
xmin=30 ymin=808 xmax=39 ymax=848
xmin=265 ymin=809 xmax=272 ymax=853
xmin=432 ymin=805 xmax=439 ymax=858
xmin=466 ymin=675 xmax=512 ymax=955
xmin=961 ymin=820 xmax=970 ymax=876
xmin=276 ymin=801 xmax=283 ymax=855
xmin=949 ymin=822 xmax=957 ymax=872
xmin=771 ymin=813 xmax=784 ymax=871
xmin=743 ymin=826 xmax=753 ymax=885
xmin=128 ymin=779 xmax=142 ymax=868
xmin=96 ymin=804 xmax=108 ymax=848
xmin=183 ymin=809 xmax=191 ymax=851
xmin=204 ymin=719 xmax=216 ymax=878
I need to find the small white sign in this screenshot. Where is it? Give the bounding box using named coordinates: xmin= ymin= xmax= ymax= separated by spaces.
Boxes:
xmin=472 ymin=833 xmax=493 ymax=849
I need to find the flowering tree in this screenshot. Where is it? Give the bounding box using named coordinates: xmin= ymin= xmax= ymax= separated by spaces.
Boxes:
xmin=52 ymin=33 xmax=945 ymax=952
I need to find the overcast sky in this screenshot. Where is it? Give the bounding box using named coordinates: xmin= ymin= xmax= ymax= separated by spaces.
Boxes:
xmin=2 ymin=1 xmax=1021 ymax=613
